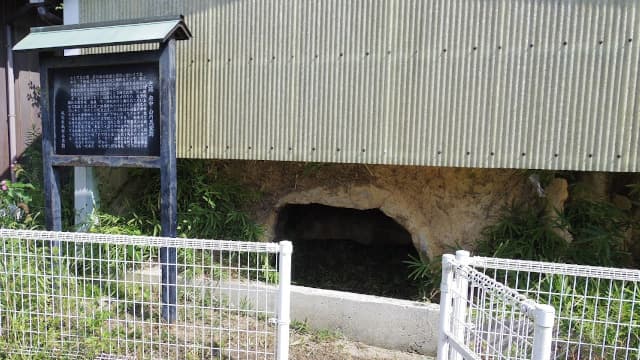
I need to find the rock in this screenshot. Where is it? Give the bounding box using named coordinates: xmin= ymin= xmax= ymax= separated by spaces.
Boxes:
xmin=545 ymin=178 xmax=569 ymax=214
xmin=608 ymin=195 xmax=634 ymax=261
xmin=544 ymin=178 xmax=573 ymax=243
xmin=228 ymin=162 xmax=534 ymax=259
xmin=574 ymin=172 xmax=610 ymax=202
xmin=612 ymin=194 xmax=632 ymax=211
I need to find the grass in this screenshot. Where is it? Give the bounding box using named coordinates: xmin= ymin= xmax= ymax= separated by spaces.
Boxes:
xmin=536 ymin=276 xmax=639 ymax=359
xmin=0 ymin=237 xmax=278 ymax=360
xmin=291 ymin=319 xmax=342 ymax=343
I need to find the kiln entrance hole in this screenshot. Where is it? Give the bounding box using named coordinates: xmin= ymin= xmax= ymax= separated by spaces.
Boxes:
xmin=275 ymin=203 xmax=420 ymax=299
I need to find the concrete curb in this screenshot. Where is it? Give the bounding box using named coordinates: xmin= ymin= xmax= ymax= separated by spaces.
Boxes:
xmin=289 ymin=285 xmax=440 ymax=355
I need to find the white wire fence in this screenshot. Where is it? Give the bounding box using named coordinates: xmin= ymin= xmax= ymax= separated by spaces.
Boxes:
xmin=470 ymin=255 xmax=640 ymax=360
xmin=438 ymin=251 xmax=555 ymax=360
xmin=0 ymin=229 xmax=292 ymax=360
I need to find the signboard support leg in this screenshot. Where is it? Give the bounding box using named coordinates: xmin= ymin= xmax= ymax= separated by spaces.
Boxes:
xmin=160 ymin=38 xmax=177 ymax=324
xmin=160 ymin=246 xmax=177 ymax=322
xmin=43 ymin=166 xmax=62 ymax=234
xmin=40 ymin=57 xmax=62 ymax=239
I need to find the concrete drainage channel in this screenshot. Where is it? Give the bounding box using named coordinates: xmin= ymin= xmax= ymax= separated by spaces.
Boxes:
xmin=130 ymin=266 xmax=440 ymax=357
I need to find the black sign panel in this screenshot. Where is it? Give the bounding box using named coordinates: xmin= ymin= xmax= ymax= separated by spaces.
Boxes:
xmin=52 ymin=62 xmax=160 ymax=156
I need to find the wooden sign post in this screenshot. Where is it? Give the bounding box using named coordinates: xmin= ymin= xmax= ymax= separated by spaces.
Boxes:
xmin=16 ymin=17 xmax=191 ymax=323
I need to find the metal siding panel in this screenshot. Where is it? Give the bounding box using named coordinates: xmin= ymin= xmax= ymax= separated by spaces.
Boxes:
xmin=80 ymin=0 xmax=640 ymax=172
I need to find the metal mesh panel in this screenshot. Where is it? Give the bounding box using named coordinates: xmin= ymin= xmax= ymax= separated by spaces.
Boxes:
xmin=450 ymin=264 xmax=536 ymax=360
xmin=470 ymin=256 xmax=640 ymax=360
xmin=0 ymin=229 xmax=285 ymax=360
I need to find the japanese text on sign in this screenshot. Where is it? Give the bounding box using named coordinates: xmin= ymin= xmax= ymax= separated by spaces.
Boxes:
xmin=52 ymin=63 xmax=160 ymax=156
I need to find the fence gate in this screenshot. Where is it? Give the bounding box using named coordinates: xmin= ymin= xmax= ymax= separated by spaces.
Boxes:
xmin=0 ymin=229 xmax=292 ymax=360
xmin=438 ymin=251 xmax=555 ymax=360
xmin=440 ymin=250 xmax=640 ymax=360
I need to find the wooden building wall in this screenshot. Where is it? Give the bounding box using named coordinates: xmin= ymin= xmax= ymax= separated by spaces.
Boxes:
xmin=1 ymin=2 xmax=42 ymax=178
xmin=0 ymin=3 xmax=12 ymax=178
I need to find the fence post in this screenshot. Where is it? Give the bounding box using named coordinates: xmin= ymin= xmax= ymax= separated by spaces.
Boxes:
xmin=450 ymin=250 xmax=470 ymax=360
xmin=437 ymin=254 xmax=455 ymax=360
xmin=531 ymin=304 xmax=555 ymax=360
xmin=277 ymin=241 xmax=293 ymax=360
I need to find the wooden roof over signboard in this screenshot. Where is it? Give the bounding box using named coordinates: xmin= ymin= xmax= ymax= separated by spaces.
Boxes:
xmin=13 ymin=15 xmax=191 ymax=51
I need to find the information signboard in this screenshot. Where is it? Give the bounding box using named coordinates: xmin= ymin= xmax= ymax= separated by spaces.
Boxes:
xmin=23 ymin=15 xmax=191 ymax=324
xmin=51 ymin=63 xmax=160 ymax=156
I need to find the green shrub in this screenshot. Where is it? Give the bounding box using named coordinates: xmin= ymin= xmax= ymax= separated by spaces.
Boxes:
xmin=563 ymin=199 xmax=632 ymax=266
xmin=106 ymin=160 xmax=263 ymax=242
xmin=472 ymin=188 xmax=639 ymax=359
xmin=476 ymin=198 xmax=634 ymax=266
xmin=87 ymin=160 xmax=274 ymax=281
xmin=476 ymin=201 xmax=568 ymax=262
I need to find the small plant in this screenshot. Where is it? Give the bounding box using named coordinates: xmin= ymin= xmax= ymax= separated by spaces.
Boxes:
xmin=291 ymin=319 xmax=311 ymax=335
xmin=239 ymin=297 xmax=254 ymax=311
xmin=405 ymin=254 xmax=442 ymax=301
xmin=313 ymin=328 xmax=341 ymax=342
xmin=0 ymin=179 xmax=33 ymax=207
xmin=291 ymin=319 xmax=341 ymax=342
xmin=0 ymin=179 xmax=37 ymax=228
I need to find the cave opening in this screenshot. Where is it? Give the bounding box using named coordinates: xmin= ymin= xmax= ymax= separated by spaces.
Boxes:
xmin=274 ymin=203 xmax=420 ymax=299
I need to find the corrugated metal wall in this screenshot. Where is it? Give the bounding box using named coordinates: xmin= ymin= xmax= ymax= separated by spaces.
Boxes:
xmin=80 ymin=0 xmax=640 ymax=172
